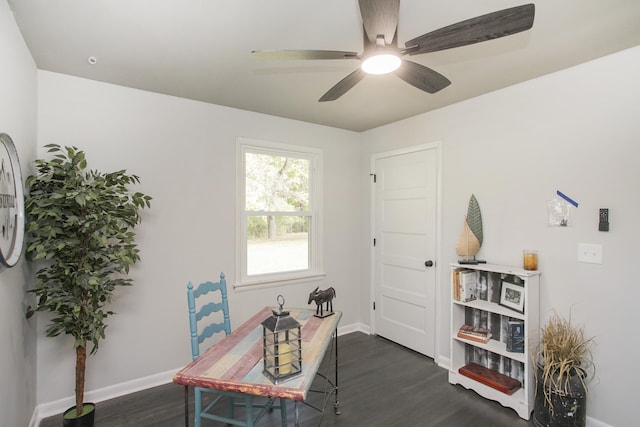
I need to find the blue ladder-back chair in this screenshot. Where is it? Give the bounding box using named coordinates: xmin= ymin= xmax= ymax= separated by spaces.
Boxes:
xmin=187 ymin=272 xmax=288 ymax=427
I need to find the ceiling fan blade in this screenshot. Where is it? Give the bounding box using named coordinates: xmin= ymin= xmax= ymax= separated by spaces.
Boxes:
xmin=252 ymin=50 xmax=359 ymax=60
xmin=404 ymin=3 xmax=535 ymax=55
xmin=395 ymin=60 xmax=451 ymax=94
xmin=319 ymin=69 xmax=367 ymax=102
xmin=358 ymin=0 xmax=400 ymax=44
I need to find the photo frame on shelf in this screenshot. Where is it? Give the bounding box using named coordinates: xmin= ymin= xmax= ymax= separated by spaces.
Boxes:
xmin=499 ymin=280 xmax=525 ymax=313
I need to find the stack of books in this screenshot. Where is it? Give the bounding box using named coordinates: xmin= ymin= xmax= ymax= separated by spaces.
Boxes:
xmin=457 ymin=324 xmax=491 ymax=344
xmin=452 ymin=268 xmax=478 ymax=302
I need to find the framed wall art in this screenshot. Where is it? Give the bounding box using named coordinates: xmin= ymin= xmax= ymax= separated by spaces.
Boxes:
xmin=499 ymin=280 xmax=525 ymax=313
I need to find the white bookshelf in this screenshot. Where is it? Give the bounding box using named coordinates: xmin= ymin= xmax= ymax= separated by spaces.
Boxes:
xmin=448 ymin=262 xmax=540 ymax=420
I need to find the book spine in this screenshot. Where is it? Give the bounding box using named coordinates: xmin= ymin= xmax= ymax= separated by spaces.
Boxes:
xmin=460 ymin=270 xmax=478 ymax=302
xmin=458 ymin=326 xmax=491 ymax=340
xmin=459 ymin=330 xmax=490 ymax=338
xmin=458 ymin=325 xmax=490 ymax=336
xmin=506 ymin=320 xmax=525 ymax=353
xmin=453 ymin=268 xmax=465 ymax=301
xmin=457 ymin=332 xmax=491 ymax=343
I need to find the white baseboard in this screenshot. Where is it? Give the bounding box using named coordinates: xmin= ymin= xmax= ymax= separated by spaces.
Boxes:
xmin=338 ymin=321 xmax=369 ymax=336
xmin=436 ymin=355 xmax=450 ymax=370
xmin=31 ymin=367 xmax=178 ymax=426
xmin=587 ymin=416 xmax=613 ymax=427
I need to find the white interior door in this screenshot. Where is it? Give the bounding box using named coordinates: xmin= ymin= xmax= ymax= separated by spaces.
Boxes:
xmin=372 ymin=145 xmax=438 ymax=357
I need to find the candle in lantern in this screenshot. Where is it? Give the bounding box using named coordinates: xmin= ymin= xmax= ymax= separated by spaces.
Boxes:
xmin=278 ymin=343 xmax=292 ymax=375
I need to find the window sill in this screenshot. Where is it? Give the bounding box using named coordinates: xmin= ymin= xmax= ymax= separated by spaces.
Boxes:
xmin=234 ymin=271 xmax=326 ymax=292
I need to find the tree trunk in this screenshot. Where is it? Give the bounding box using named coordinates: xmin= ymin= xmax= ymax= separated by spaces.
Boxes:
xmin=75 ymin=343 xmax=87 ymax=415
xmin=268 ymin=215 xmax=276 ymax=239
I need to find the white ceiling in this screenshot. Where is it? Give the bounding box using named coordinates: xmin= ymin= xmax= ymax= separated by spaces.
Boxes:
xmin=9 ymin=0 xmax=640 ymax=132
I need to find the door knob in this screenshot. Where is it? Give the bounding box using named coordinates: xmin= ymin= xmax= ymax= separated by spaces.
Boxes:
xmin=425 ymin=260 xmax=434 ymax=267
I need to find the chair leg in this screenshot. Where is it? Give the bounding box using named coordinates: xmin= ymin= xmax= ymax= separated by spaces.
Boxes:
xmin=279 ymin=398 xmax=287 ymax=427
xmin=194 ymin=388 xmax=202 ymax=427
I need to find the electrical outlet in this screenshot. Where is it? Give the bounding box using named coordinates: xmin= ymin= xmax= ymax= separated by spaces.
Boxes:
xmin=578 ymin=243 xmax=603 ymax=264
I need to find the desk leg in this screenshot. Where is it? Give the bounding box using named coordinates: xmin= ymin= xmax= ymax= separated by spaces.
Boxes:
xmin=294 ymin=400 xmax=299 ymax=427
xmin=184 ymin=385 xmax=189 ymax=427
xmin=333 ymin=328 xmax=341 ymax=415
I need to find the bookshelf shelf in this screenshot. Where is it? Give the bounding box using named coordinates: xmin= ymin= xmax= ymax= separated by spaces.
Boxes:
xmin=453 ymin=336 xmax=527 ymax=363
xmin=449 ymin=262 xmax=540 ymax=420
xmin=453 ymin=298 xmax=526 ymax=320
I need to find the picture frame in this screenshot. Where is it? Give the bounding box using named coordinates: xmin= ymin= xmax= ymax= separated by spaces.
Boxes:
xmin=499 ymin=280 xmax=525 ymax=313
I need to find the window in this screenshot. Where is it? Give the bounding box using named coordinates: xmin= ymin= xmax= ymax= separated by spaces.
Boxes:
xmin=236 ymin=138 xmax=323 ymax=289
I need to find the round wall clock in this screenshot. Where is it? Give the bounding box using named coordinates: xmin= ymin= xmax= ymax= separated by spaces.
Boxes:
xmin=0 ymin=133 xmax=25 ymax=267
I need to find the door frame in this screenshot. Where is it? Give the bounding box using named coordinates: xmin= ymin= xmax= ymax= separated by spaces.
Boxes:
xmin=369 ymin=142 xmax=444 ymax=363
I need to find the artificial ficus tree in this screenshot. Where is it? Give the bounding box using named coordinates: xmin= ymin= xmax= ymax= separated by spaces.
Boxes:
xmin=25 ymin=144 xmax=151 ymax=418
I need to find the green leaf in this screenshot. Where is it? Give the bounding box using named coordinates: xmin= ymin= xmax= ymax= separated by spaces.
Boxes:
xmin=466 ymin=194 xmax=483 ymax=246
xmin=75 ymin=193 xmax=86 ymax=206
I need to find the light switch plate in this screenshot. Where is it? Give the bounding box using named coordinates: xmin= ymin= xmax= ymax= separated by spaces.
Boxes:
xmin=578 ymin=243 xmax=603 ymax=264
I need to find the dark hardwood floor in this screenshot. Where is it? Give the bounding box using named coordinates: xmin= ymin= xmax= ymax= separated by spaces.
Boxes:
xmin=40 ymin=332 xmax=533 ymax=426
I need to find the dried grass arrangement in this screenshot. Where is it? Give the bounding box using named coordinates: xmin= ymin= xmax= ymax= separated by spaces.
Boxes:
xmin=534 ymin=312 xmax=595 ymax=407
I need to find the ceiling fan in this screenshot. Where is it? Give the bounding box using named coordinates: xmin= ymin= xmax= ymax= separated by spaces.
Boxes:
xmin=252 ymin=1 xmax=535 ymax=101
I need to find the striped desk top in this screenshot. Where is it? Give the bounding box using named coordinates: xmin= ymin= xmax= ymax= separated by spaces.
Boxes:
xmin=173 ymin=307 xmax=342 ymax=401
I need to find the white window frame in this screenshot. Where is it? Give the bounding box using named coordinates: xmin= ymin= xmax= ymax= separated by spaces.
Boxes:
xmin=235 ymin=137 xmax=324 ymax=290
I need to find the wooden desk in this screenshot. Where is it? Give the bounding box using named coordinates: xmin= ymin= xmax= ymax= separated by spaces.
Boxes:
xmin=173 ymin=307 xmax=342 ymax=426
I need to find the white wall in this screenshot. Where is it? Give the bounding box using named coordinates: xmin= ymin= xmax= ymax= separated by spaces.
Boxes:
xmin=0 ymin=2 xmax=38 ymax=427
xmin=35 ymin=71 xmax=363 ymax=411
xmin=361 ymin=46 xmax=640 ymax=427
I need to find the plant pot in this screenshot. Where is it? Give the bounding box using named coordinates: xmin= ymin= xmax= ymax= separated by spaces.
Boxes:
xmin=62 ymin=403 xmax=95 ymax=427
xmin=533 ymin=366 xmax=586 ymax=427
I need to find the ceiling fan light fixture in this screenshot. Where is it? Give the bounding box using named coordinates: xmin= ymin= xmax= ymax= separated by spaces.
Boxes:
xmin=254 ymin=3 xmax=535 ymax=101
xmin=361 ymin=53 xmax=401 ymax=75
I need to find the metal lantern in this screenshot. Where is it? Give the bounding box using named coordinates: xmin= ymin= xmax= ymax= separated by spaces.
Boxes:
xmin=261 ymin=295 xmax=302 ymax=384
